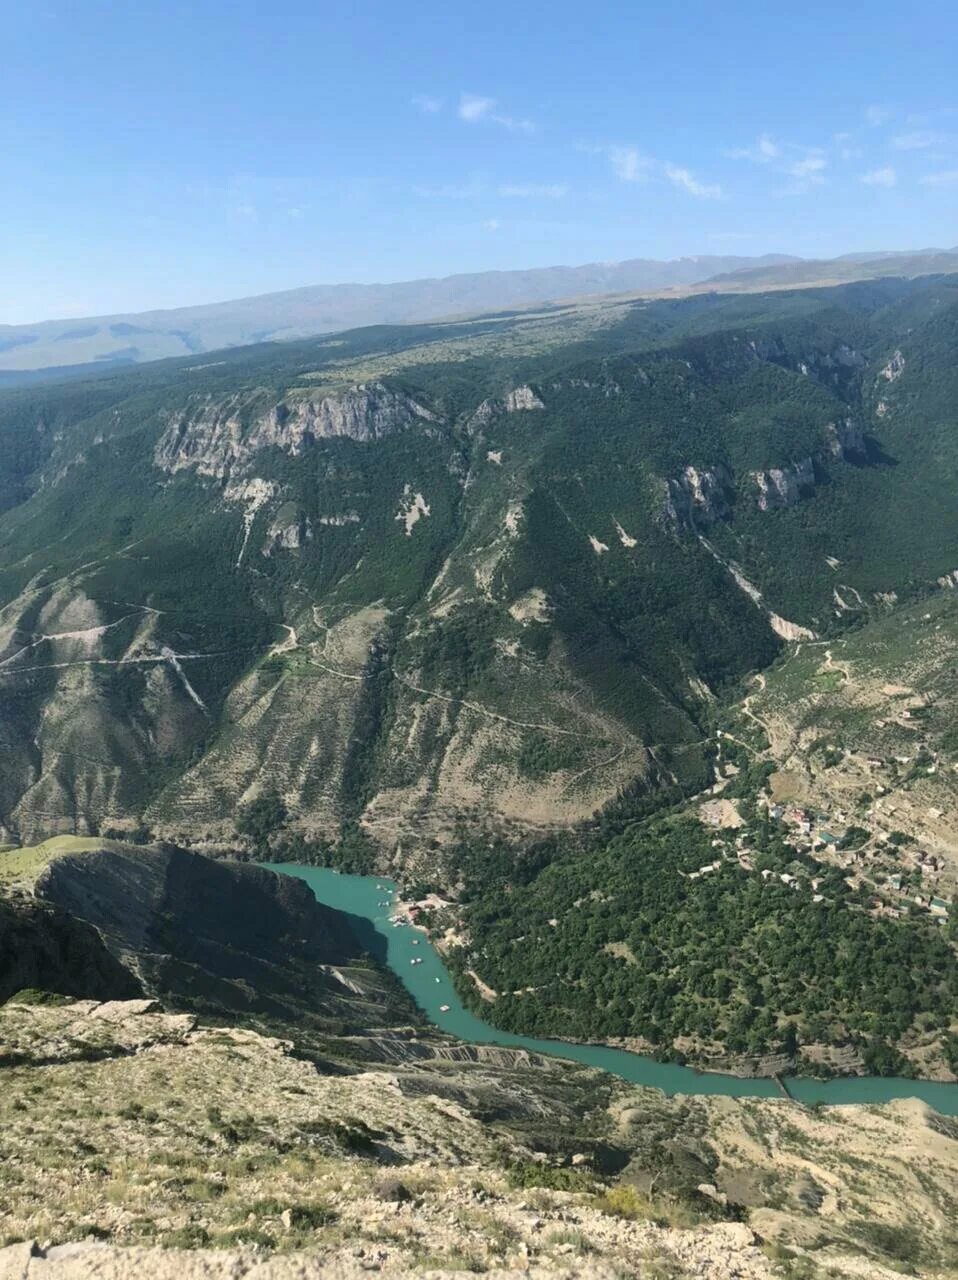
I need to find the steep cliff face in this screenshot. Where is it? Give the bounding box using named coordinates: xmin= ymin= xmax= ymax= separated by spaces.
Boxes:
xmin=825 ymin=416 xmax=867 ymax=459
xmin=34 ymin=845 xmax=417 ymax=1030
xmin=662 ymin=464 xmax=732 ymax=528
xmin=263 ymin=507 xmax=313 ymax=554
xmin=154 ymin=382 xmax=439 ymax=478
xmin=750 ymin=457 xmax=816 ymax=510
xmin=0 ymin=893 xmax=141 ymax=1004
xmin=468 ymin=384 xmax=545 ymax=428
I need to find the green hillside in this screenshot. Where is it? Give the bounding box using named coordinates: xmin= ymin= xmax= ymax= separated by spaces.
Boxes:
xmin=1 ymin=274 xmax=958 ymax=854
xmin=1 ymin=272 xmax=958 ymax=1072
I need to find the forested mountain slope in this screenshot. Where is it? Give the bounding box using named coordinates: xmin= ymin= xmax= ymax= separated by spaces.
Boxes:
xmin=1 ymin=274 xmax=957 ymax=861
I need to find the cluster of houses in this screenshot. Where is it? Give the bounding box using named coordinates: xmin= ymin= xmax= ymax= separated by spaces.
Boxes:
xmin=771 ymin=805 xmax=840 ymax=844
xmin=681 ymin=842 xmax=829 ymax=903
xmin=403 ymin=892 xmax=453 ymax=924
xmin=882 ymin=873 xmax=951 ymax=919
xmin=694 ymin=795 xmax=954 ymax=923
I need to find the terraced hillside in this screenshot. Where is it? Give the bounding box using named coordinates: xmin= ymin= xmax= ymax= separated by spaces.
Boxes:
xmin=1 ymin=274 xmax=958 ymax=866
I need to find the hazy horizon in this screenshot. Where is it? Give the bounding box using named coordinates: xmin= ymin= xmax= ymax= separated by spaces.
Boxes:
xmin=4 ymin=0 xmax=957 ymax=325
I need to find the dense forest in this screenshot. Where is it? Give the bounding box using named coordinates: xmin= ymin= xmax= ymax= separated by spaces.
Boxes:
xmin=445 ymin=800 xmax=958 ymax=1073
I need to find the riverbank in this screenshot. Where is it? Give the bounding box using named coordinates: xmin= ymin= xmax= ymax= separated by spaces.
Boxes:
xmin=264 ymin=863 xmax=958 ymax=1114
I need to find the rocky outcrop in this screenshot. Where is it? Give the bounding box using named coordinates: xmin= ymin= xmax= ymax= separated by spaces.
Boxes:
xmin=155 ymin=383 xmax=438 ymax=479
xmin=750 ymin=457 xmax=815 ymax=510
xmin=667 ymin=422 xmax=863 ymax=527
xmin=0 ymin=1228 xmax=774 ymax=1279
xmin=468 ymin=385 xmax=545 ymax=429
xmin=33 ymin=845 xmax=417 ymax=1029
xmin=825 ymin=417 xmax=866 ymax=460
xmin=0 ymin=893 xmax=141 ymax=1005
xmin=879 ymin=349 xmax=905 ymax=382
xmin=662 ymin=464 xmax=732 ymax=529
xmin=263 ymin=510 xmax=313 ymax=554
xmin=0 ymin=996 xmax=196 ymax=1067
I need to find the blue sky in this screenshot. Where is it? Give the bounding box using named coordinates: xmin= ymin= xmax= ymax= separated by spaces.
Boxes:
xmin=2 ymin=0 xmax=956 ymax=323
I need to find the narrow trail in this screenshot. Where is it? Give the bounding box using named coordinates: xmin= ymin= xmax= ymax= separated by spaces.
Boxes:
xmin=736 ymin=672 xmax=778 ymax=754
xmin=306 ymin=650 xmax=616 ymax=741
xmin=0 ymin=652 xmax=218 ymax=678
xmin=0 ymin=614 xmax=140 ymax=669
xmin=392 ymin=671 xmax=612 ymax=740
xmin=561 ymin=744 xmax=629 ymax=793
xmin=822 ymin=645 xmax=851 ymax=680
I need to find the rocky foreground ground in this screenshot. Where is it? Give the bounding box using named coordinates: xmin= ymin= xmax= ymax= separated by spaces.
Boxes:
xmin=1 ymin=999 xmax=957 ymax=1278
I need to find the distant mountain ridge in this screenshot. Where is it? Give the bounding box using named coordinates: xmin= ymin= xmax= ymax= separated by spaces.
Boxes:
xmin=3 ymin=245 xmax=953 ymax=379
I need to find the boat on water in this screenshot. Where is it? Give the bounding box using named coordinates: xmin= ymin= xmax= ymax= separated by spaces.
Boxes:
xmin=439 ymin=1004 xmax=450 ymax=1013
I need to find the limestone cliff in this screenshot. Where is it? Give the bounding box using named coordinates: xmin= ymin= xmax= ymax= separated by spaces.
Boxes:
xmin=154 ymin=382 xmax=439 ymax=479
xmin=750 ymin=457 xmax=816 ymax=510
xmin=467 ymin=384 xmax=545 ymax=429
xmin=825 ymin=417 xmax=867 ymax=460
xmin=662 ymin=464 xmax=732 ymax=529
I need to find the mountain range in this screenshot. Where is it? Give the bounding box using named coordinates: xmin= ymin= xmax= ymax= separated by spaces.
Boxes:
xmin=3 ymin=245 xmax=957 ymax=382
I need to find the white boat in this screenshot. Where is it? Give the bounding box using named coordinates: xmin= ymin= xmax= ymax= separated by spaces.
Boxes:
xmin=439 ymin=1004 xmax=450 ymax=1012
xmin=435 ymin=977 xmax=441 ymax=983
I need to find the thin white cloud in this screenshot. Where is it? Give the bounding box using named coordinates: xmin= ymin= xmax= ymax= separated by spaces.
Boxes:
xmin=665 ymin=164 xmax=722 ymax=199
xmin=724 ymin=132 xmax=780 ymax=163
xmin=458 ymin=93 xmax=535 ymax=134
xmin=459 ymin=93 xmax=495 ymax=122
xmin=892 ymin=130 xmax=940 ymax=150
xmin=728 ymin=134 xmax=828 ymax=195
xmin=412 ymin=94 xmax=443 ymax=114
xmin=786 ymin=154 xmax=826 ymax=179
xmin=865 ymin=104 xmax=893 ymax=126
xmin=413 ymin=178 xmax=484 ymax=199
xmin=588 ymin=143 xmax=652 ymax=182
xmin=920 ymin=168 xmax=958 ymax=186
xmin=483 ymin=218 xmax=502 ymax=232
xmin=497 ymin=182 xmax=568 ymax=198
xmin=861 ymin=166 xmax=897 ymax=187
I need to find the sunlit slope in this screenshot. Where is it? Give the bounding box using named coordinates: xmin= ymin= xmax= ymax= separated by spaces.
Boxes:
xmin=0 ymin=275 xmax=956 ymax=854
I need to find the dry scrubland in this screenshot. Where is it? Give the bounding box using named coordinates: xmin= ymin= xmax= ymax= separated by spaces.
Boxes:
xmin=2 ymin=998 xmax=958 ymax=1278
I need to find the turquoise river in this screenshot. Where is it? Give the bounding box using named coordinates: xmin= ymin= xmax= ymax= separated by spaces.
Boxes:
xmin=266 ymin=863 xmax=958 ymax=1115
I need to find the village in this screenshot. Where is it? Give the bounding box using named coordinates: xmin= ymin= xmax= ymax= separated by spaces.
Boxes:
xmin=695 ymin=791 xmax=953 ymax=925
